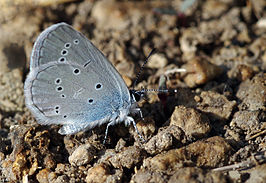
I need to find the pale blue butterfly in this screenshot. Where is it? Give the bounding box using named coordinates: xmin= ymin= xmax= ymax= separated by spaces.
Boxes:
xmin=24 ymin=23 xmax=145 ymax=142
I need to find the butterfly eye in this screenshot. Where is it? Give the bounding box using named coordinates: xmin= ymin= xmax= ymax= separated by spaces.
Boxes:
xmin=133 ymin=93 xmax=141 ymax=102
xmin=130 ymin=90 xmax=143 ymax=102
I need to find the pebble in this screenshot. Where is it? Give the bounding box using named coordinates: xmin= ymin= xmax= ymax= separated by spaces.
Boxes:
xmin=230 ymin=111 xmax=262 ymax=132
xmin=246 ymin=164 xmax=266 ymax=183
xmin=181 ymin=57 xmax=223 ymax=88
xmin=115 ymin=138 xmax=127 ymax=152
xmin=12 ymin=152 xmax=27 ymax=180
xmin=168 ymin=167 xmax=227 ymax=183
xmin=129 ymin=117 xmax=156 ymax=141
xmin=91 ymin=0 xmax=130 ymax=30
xmin=236 ymin=73 xmax=266 ymax=111
xmin=51 ymin=175 xmax=69 ymax=183
xmin=257 ymin=18 xmax=266 ymax=28
xmin=236 ymin=64 xmax=255 ymax=81
xmin=130 ymin=169 xmax=166 ymax=183
xmin=197 ymin=91 xmax=237 ymax=122
xmin=68 ymin=144 xmax=95 ymax=166
xmin=143 ymin=136 xmax=232 ymax=173
xmin=147 ymin=53 xmax=168 ymax=69
xmin=144 ymin=125 xmax=184 ymax=155
xmin=36 ymin=168 xmax=50 ymax=183
xmin=86 ymin=163 xmax=110 ymax=183
xmin=170 ymin=106 xmax=211 ymax=138
xmin=109 ymin=146 xmax=145 ymax=169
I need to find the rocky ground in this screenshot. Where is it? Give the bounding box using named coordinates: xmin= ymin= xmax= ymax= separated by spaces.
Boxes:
xmin=0 ymin=0 xmax=265 ymax=182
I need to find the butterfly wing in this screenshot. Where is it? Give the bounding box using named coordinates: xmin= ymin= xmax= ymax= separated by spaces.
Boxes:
xmin=31 ymin=23 xmax=94 ymax=68
xmin=25 ymin=23 xmax=132 ymax=134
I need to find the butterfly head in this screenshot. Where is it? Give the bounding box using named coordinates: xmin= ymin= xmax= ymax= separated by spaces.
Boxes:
xmin=129 ymin=89 xmax=145 ymax=102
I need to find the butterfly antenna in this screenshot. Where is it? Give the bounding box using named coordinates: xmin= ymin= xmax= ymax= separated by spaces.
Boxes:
xmin=141 ymin=88 xmax=170 ymax=93
xmin=133 ymin=48 xmax=156 ymax=89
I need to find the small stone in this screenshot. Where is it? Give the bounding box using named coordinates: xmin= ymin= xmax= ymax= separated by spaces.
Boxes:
xmin=237 ymin=65 xmax=254 ymax=80
xmin=179 ymin=28 xmax=198 ymax=60
xmin=237 ymin=29 xmax=251 ymax=43
xmin=105 ymin=168 xmax=123 ymax=183
xmin=12 ymin=152 xmax=27 ymax=179
xmin=241 ymin=5 xmax=253 ymax=24
xmin=44 ymin=154 xmax=56 ymax=169
xmin=257 ymin=17 xmax=266 ymax=28
xmin=202 ymin=0 xmax=228 ymax=19
xmin=197 ymin=91 xmax=237 ymax=122
xmin=109 ymin=146 xmax=145 ymax=169
xmin=143 ymin=136 xmax=232 ymax=173
xmin=53 ymin=175 xmax=69 ymax=183
xmin=116 ymin=61 xmax=135 ymax=80
xmin=186 ymin=136 xmax=232 ymax=167
xmin=47 ymin=172 xmax=57 ymax=182
xmin=91 ymin=0 xmax=130 ymax=30
xmin=145 ymin=129 xmax=172 ymax=155
xmin=170 ymin=106 xmax=211 ymax=138
xmin=97 ymin=149 xmax=116 ymax=164
xmin=130 ymin=169 xmax=167 ymax=183
xmin=246 ymin=164 xmax=266 ymax=183
xmin=115 ymin=138 xmax=126 ymax=152
xmin=182 ymin=57 xmax=223 ymax=88
xmin=55 ymin=163 xmax=65 ymax=174
xmin=147 ymin=53 xmax=168 ymax=69
xmin=86 ymin=163 xmax=110 ymax=183
xmin=250 ymin=0 xmax=265 ymax=19
xmin=28 ymin=160 xmax=38 ymax=176
xmin=230 ymin=111 xmax=262 ymax=132
xmin=228 ymin=170 xmax=241 ymax=181
xmin=129 ymin=117 xmax=156 ymax=141
xmin=229 ymin=64 xmax=254 ymax=81
xmin=168 ymin=167 xmax=228 ymax=183
xmin=68 ymin=144 xmax=95 ymax=166
xmin=236 ymin=73 xmax=265 ymax=111
xmin=144 ymin=125 xmax=184 ymax=155
xmin=143 ymin=148 xmax=186 ymax=173
xmin=0 ymin=152 xmax=5 ymax=161
xmin=194 ymin=95 xmax=201 ymax=102
xmin=36 ymin=168 xmax=50 ymax=183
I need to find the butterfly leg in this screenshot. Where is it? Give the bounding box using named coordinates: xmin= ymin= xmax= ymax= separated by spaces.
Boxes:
xmin=137 ymin=108 xmax=144 ymax=120
xmin=126 ymin=116 xmax=146 ymax=143
xmin=103 ymin=119 xmax=116 ymax=144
